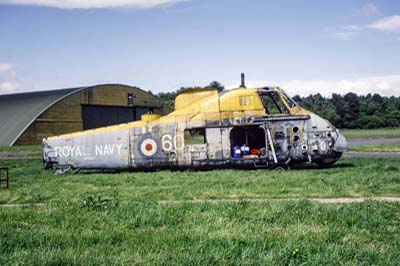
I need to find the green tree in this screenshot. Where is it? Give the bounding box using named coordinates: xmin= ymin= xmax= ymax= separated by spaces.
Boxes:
xmin=205 ymin=81 xmax=225 ymax=93
xmin=156 ymin=81 xmax=225 ymax=111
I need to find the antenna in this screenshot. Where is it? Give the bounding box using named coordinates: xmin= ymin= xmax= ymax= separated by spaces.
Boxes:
xmin=240 ymin=73 xmax=246 ymax=88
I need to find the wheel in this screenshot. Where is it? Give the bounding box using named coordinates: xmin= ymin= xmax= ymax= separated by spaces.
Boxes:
xmin=273 ymin=164 xmax=290 ymax=172
xmin=274 ymin=166 xmax=285 ymax=173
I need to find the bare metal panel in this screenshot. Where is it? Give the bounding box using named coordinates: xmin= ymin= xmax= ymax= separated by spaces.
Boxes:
xmin=206 ymin=128 xmax=223 ymax=160
xmin=46 ymin=129 xmax=130 ymax=169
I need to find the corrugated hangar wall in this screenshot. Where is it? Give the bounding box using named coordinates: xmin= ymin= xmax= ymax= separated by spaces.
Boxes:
xmin=0 ymin=84 xmax=163 ymax=146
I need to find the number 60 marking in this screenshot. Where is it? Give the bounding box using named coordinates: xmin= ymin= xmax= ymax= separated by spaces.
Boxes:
xmin=162 ymin=134 xmax=184 ymax=151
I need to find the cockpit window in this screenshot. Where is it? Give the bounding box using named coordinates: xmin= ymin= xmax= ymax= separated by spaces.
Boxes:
xmin=281 ymin=91 xmax=298 ymax=108
xmin=259 ymin=92 xmax=290 ymax=115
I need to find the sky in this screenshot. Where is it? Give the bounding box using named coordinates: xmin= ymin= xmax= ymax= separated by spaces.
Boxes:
xmin=0 ymin=0 xmax=400 ymax=97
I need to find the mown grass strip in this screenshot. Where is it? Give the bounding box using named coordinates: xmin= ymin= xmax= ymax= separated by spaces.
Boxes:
xmin=0 ymin=145 xmax=41 ymax=152
xmin=341 ymin=128 xmax=400 ymax=139
xmin=349 ymin=142 xmax=400 ymax=152
xmin=157 ymin=197 xmax=400 ymax=204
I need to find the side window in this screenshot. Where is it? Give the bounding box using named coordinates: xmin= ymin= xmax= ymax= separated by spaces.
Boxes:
xmin=184 ymin=128 xmax=206 ymax=145
xmin=127 ymin=93 xmax=134 ymax=106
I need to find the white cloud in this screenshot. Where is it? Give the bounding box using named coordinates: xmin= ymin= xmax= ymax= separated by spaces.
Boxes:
xmin=330 ymin=31 xmax=356 ymax=40
xmin=225 ymin=75 xmax=400 ymax=97
xmin=368 ymin=15 xmax=400 ymax=32
xmin=330 ymin=15 xmax=400 ymax=40
xmin=359 ymin=3 xmax=381 ymax=18
xmin=0 ymin=63 xmax=12 ymax=72
xmin=0 ymin=63 xmax=20 ymax=94
xmin=329 ymin=3 xmax=398 ymax=39
xmin=0 ymin=0 xmax=188 ymax=9
xmin=343 ymin=25 xmax=362 ymax=31
xmin=0 ymin=81 xmax=19 ymax=93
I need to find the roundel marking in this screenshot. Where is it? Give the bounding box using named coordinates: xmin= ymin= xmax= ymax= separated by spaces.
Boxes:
xmin=141 ymin=138 xmax=157 ymax=157
xmin=145 ymin=143 xmax=152 ymax=151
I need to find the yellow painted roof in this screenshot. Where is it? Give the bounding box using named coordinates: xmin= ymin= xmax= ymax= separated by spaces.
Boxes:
xmin=48 ymin=86 xmax=311 ymax=139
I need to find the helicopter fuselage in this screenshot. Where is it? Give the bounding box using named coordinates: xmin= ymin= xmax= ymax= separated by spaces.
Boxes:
xmin=43 ymin=87 xmax=347 ymax=171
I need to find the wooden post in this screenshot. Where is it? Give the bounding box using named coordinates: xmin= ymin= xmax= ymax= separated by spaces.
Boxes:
xmin=0 ymin=167 xmax=9 ymax=188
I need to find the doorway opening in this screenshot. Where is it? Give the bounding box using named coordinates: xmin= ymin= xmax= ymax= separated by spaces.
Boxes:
xmin=230 ymin=125 xmax=266 ymax=158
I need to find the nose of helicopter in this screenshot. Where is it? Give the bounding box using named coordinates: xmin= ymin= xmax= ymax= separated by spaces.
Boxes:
xmin=333 ymin=130 xmax=348 ymax=153
xmin=306 ymin=113 xmax=347 ymax=152
xmin=304 ymin=113 xmax=348 ymax=166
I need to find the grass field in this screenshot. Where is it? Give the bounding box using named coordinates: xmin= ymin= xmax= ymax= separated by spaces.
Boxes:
xmin=0 ymin=145 xmax=41 ymax=152
xmin=341 ymin=128 xmax=400 ymax=139
xmin=349 ymin=142 xmax=400 ymax=153
xmin=1 ymin=157 xmax=400 ymax=204
xmin=1 ymin=157 xmax=400 ymax=265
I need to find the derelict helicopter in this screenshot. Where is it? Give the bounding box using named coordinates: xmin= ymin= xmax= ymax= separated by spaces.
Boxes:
xmin=43 ymin=74 xmax=347 ymax=172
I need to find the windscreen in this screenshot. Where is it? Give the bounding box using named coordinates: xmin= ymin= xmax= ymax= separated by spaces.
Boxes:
xmin=281 ymin=90 xmax=298 ymax=108
xmin=259 ymin=92 xmax=290 ymax=115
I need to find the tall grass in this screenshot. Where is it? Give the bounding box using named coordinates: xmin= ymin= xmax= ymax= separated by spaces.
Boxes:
xmin=0 ymin=157 xmax=399 ymax=265
xmin=1 ymin=157 xmax=399 ymax=205
xmin=1 ymin=199 xmax=399 ymax=265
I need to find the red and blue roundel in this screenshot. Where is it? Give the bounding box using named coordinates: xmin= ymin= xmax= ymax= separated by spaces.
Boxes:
xmin=140 ymin=138 xmax=158 ymax=157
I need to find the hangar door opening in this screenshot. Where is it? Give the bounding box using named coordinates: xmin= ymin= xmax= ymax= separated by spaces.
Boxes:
xmin=81 ymin=105 xmax=153 ymax=130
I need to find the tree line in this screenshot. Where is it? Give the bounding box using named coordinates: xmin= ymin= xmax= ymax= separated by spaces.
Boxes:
xmin=154 ymin=82 xmax=400 ymax=129
xmin=292 ymin=93 xmax=400 ymax=129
